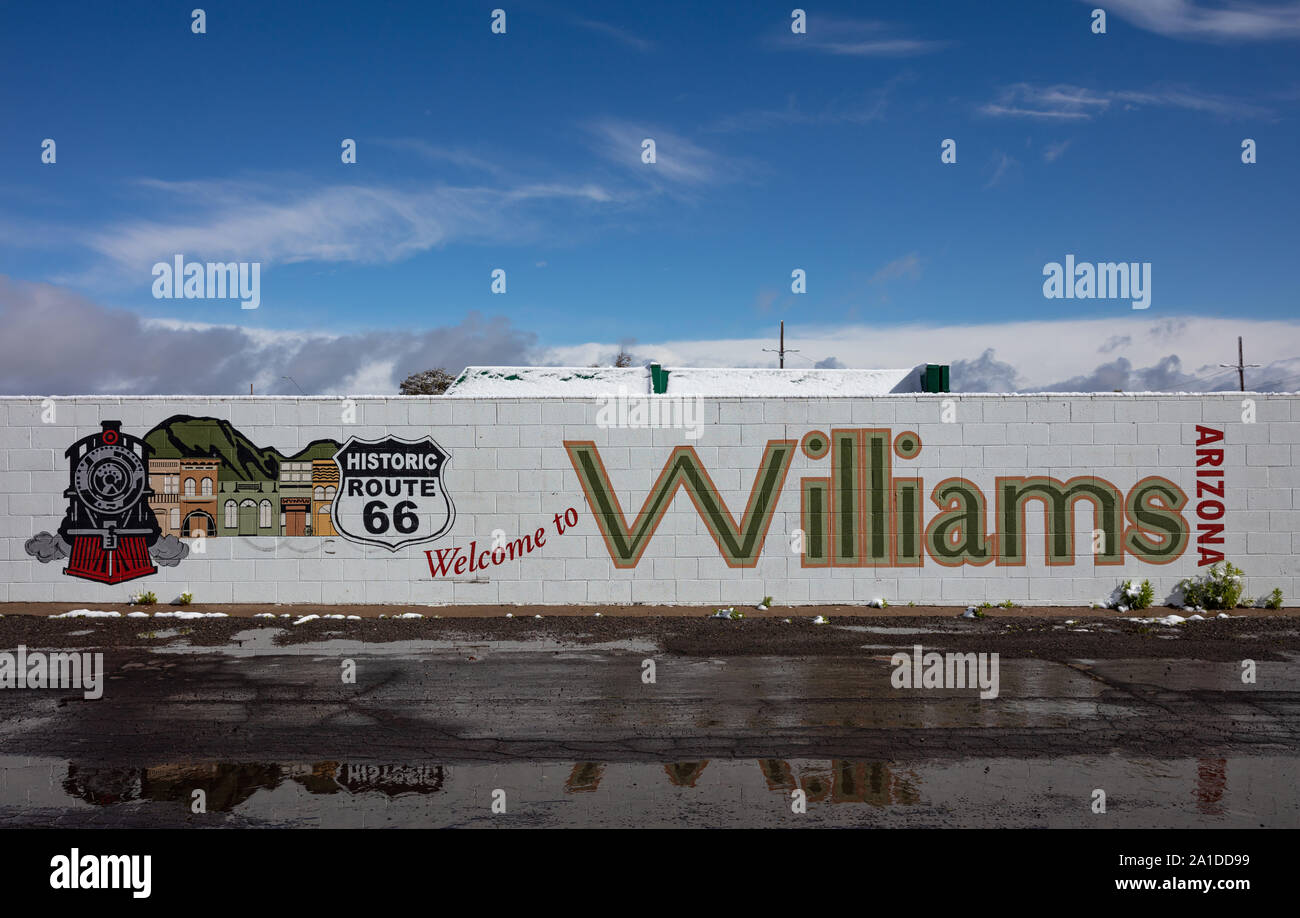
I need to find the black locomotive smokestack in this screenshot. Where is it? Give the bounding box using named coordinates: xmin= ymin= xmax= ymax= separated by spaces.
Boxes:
xmin=101 ymin=420 xmax=121 ymax=434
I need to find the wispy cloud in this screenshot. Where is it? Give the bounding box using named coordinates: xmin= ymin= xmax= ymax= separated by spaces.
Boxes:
xmin=571 ymin=16 xmax=654 ymax=51
xmin=1043 ymin=139 xmax=1073 ymax=162
xmin=76 ymin=176 xmax=621 ymax=276
xmin=871 ymin=253 xmax=922 ymax=284
xmin=709 ymin=74 xmax=914 ymax=133
xmin=1086 ymin=0 xmax=1300 ymax=42
xmin=984 ymin=152 xmax=1019 ymax=189
xmin=980 ymin=82 xmax=1270 ymax=120
xmin=1108 ymin=87 xmax=1270 ymax=117
xmin=585 ymin=120 xmax=747 ymax=188
xmin=768 ymin=17 xmax=949 ymax=57
xmin=710 ymin=91 xmax=889 ymax=132
xmin=980 ymin=84 xmax=1110 ymax=120
xmin=371 ymin=139 xmax=506 ymax=176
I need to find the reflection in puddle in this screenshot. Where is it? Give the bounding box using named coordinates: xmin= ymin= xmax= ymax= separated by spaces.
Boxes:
xmin=63 ymin=762 xmax=445 ymax=810
xmin=663 ymin=762 xmax=710 ymax=788
xmin=837 ymin=625 xmax=967 ymax=635
xmin=756 ymin=759 xmax=921 ymax=805
xmin=3 ymin=753 xmax=1292 ymax=826
xmin=151 ymin=628 xmax=661 ymax=658
xmin=1196 ymin=757 xmax=1226 ymax=816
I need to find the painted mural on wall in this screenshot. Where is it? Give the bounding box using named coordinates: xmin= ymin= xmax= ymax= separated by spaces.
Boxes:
xmin=564 ymin=426 xmax=1201 ymax=570
xmin=20 ymin=412 xmax=1227 ymax=589
xmin=332 ymin=435 xmax=454 ymax=550
xmin=24 ymin=416 xmax=456 ymax=584
xmin=56 ymin=420 xmax=164 ymax=584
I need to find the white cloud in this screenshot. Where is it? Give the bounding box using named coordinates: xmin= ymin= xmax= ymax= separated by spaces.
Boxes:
xmin=370 ymin=139 xmax=506 ymax=176
xmin=709 ymin=76 xmax=915 ymax=135
xmin=1043 ymin=139 xmax=1072 ymax=162
xmin=979 ymin=84 xmax=1110 ymax=120
xmin=984 ymin=152 xmax=1019 ymax=188
xmin=585 ymin=120 xmax=743 ymax=187
xmin=536 ymin=316 xmax=1300 ymax=392
xmin=1088 ymin=0 xmax=1300 ymax=42
xmin=80 ymin=176 xmax=621 ymax=276
xmin=871 ymin=253 xmax=922 ymax=284
xmin=0 ymin=277 xmax=535 ymax=395
xmin=571 ymin=17 xmax=654 ymax=51
xmin=6 ymin=277 xmax=1298 ymax=396
xmin=770 ymin=17 xmax=948 ymax=56
xmin=980 ymin=82 xmax=1268 ymax=120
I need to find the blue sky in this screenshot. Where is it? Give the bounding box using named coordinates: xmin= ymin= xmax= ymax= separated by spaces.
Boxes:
xmin=1 ymin=0 xmax=1298 ymax=394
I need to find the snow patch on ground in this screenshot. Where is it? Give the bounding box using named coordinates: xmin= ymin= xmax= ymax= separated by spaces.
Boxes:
xmin=1124 ymin=614 xmax=1188 ymax=626
xmin=153 ymin=611 xmax=229 ymax=619
xmin=50 ymin=608 xmax=231 ymax=620
xmin=1125 ymin=612 xmax=1234 ymax=625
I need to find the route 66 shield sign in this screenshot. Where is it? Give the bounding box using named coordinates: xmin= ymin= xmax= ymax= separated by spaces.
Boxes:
xmin=331 ymin=435 xmax=455 ymax=551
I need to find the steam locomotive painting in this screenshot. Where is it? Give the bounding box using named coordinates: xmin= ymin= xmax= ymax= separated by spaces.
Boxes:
xmin=58 ymin=420 xmax=160 ymax=584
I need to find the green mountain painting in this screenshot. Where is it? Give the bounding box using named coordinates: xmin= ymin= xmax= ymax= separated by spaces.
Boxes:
xmin=143 ymin=415 xmax=341 ymax=482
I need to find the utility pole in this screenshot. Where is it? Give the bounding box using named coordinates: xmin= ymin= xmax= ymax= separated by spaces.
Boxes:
xmin=1220 ymin=336 xmax=1260 ymax=392
xmin=763 ymin=320 xmax=799 ymax=369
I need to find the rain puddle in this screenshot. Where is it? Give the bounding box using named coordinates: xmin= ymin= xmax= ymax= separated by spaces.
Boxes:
xmin=838 ymin=625 xmax=969 ymax=635
xmin=1 ymin=754 xmax=1294 ymax=828
xmin=148 ymin=628 xmax=660 ymax=658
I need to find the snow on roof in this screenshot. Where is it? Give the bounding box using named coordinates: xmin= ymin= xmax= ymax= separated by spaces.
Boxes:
xmin=444 ymin=365 xmax=925 ymax=397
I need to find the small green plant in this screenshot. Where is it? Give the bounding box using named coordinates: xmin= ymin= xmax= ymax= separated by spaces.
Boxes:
xmin=1264 ymin=587 xmax=1284 ymax=610
xmin=761 ymin=595 xmax=774 ymax=608
xmin=130 ymin=590 xmax=157 ymax=606
xmin=1116 ymin=578 xmax=1155 ymax=611
xmin=177 ymin=591 xmax=193 ymax=606
xmin=1178 ymin=562 xmax=1244 ymax=611
xmin=997 ymin=599 xmax=1016 ymax=609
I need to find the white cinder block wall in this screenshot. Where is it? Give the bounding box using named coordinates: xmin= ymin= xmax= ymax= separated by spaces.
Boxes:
xmin=0 ymin=395 xmax=1296 ymax=606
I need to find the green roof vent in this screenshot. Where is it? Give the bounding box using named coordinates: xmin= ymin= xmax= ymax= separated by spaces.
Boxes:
xmin=921 ymin=364 xmax=950 ymax=393
xmin=649 ymin=362 xmax=670 ymax=394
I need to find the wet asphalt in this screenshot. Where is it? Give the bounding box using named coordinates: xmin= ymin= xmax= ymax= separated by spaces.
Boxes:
xmin=1 ymin=613 xmax=1298 ymax=827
